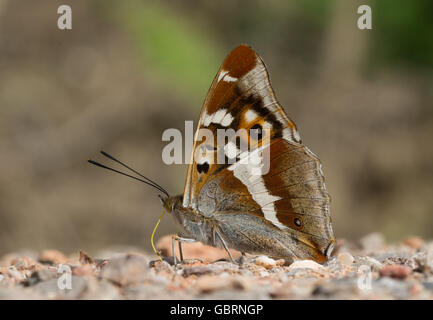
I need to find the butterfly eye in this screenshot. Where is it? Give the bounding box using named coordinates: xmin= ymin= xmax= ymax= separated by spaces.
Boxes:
xmin=250 ymin=124 xmax=263 ymax=140
xmin=294 ymin=217 xmax=302 ymax=227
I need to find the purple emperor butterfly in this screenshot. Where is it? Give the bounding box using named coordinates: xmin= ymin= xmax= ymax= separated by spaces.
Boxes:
xmin=90 ymin=45 xmax=335 ymax=264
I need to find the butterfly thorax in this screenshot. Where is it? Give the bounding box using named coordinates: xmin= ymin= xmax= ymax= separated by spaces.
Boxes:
xmin=163 ymin=195 xmax=219 ymax=247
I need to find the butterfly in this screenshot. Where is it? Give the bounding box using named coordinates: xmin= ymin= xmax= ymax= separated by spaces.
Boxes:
xmin=90 ymin=44 xmax=335 ymax=264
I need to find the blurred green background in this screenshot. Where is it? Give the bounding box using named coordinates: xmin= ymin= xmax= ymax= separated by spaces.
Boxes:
xmin=0 ymin=0 xmax=432 ymax=256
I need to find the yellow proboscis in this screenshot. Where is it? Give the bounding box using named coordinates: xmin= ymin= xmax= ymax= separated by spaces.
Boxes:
xmin=151 ymin=210 xmax=166 ymax=261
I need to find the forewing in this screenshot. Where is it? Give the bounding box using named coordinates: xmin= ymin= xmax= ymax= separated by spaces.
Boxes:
xmin=183 ymin=44 xmax=300 ymax=209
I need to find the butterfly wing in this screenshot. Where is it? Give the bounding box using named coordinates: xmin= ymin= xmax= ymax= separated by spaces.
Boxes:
xmin=183 ymin=45 xmax=300 ymax=208
xmin=182 ymin=45 xmax=334 ymax=261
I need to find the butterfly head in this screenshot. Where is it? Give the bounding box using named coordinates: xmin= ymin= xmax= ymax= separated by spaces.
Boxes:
xmin=159 ymin=194 xmax=173 ymax=212
xmin=159 ymin=194 xmax=183 ymax=213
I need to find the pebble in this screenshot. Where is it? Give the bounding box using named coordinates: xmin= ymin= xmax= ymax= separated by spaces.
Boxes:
xmin=287 ymin=260 xmax=326 ymax=272
xmin=195 ymin=275 xmax=248 ymax=293
xmin=99 ymin=253 xmax=150 ymax=286
xmin=355 ymin=256 xmax=383 ymax=272
xmin=338 ymin=252 xmax=355 ymax=266
xmin=10 ymin=257 xmax=36 ymax=270
xmin=24 ymin=268 xmax=57 ymax=286
xmin=182 ymin=265 xmax=214 ymax=277
xmin=156 ymin=235 xmax=241 ymax=262
xmin=254 ymin=256 xmax=277 ymax=269
xmin=384 ymin=256 xmax=417 ymax=269
xmin=72 ymin=264 xmax=95 ymax=277
xmin=403 ymin=236 xmax=424 ymax=250
xmin=380 ymin=265 xmax=412 ymax=279
xmin=375 ymin=277 xmax=412 ymax=299
xmin=259 ymin=270 xmax=270 ymax=277
xmin=426 ymin=245 xmax=433 ymax=271
xmin=359 ymin=232 xmax=386 ymax=252
xmin=6 ymin=266 xmax=25 ymax=282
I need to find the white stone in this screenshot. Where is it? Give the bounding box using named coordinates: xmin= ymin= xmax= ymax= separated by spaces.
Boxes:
xmin=254 ymin=256 xmax=277 ymax=269
xmin=359 ymin=232 xmax=386 ymax=252
xmin=287 ymin=260 xmax=326 ymax=272
xmin=338 ymin=252 xmax=355 ymax=266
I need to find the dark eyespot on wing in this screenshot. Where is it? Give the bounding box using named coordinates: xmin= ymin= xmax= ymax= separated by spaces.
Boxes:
xmin=197 ymin=162 xmax=210 ymax=174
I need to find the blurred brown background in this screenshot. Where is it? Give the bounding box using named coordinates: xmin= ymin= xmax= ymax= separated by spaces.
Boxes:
xmin=0 ymin=0 xmax=432 ymax=256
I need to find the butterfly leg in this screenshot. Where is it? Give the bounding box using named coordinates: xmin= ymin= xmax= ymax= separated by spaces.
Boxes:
xmin=172 ymin=234 xmax=197 ymax=265
xmin=178 ymin=240 xmax=184 ymax=262
xmin=215 ymin=230 xmax=235 ymax=264
xmin=177 ymin=235 xmax=196 ymax=262
xmin=171 ymin=235 xmax=178 ymax=265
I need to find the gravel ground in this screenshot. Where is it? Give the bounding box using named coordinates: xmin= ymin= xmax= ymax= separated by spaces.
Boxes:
xmin=1 ymin=233 xmax=433 ymax=299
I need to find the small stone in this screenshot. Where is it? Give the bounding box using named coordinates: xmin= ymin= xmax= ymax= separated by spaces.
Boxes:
xmin=151 ymin=259 xmax=174 ymax=273
xmin=259 ymin=270 xmax=269 ymax=277
xmin=195 ymin=275 xmax=248 ymax=293
xmin=24 ymin=268 xmax=57 ymax=286
xmin=72 ymin=264 xmax=94 ymax=277
xmin=10 ymin=256 xmax=42 ymax=272
xmin=182 ymin=265 xmax=216 ymax=277
xmin=410 ymin=282 xmax=424 ymax=296
xmin=381 ymin=254 xmax=418 ymax=269
xmin=380 ymin=265 xmax=412 ymax=279
xmin=403 ymin=236 xmax=424 ymax=250
xmin=375 ymin=277 xmax=412 ymax=299
xmin=254 ymin=256 xmax=277 ymax=269
xmin=81 ymin=279 xmax=121 ymax=300
xmin=337 ymin=252 xmax=354 ymax=266
xmin=271 ymin=278 xmax=316 ymax=299
xmin=32 ymin=276 xmax=88 ymax=299
xmin=156 ymin=235 xmax=241 ymax=263
xmin=39 ymin=250 xmax=68 ymax=265
xmin=423 ymin=282 xmax=433 ymax=292
xmin=412 ymin=252 xmax=428 ymax=272
xmin=99 ymin=253 xmax=150 ymax=286
xmin=355 ymin=256 xmax=383 ymax=272
xmin=0 ymin=251 xmax=38 ymax=267
xmin=287 ymin=260 xmax=326 ymax=272
xmin=359 ymin=233 xmax=386 ymax=252
xmin=323 ymin=256 xmax=344 ymax=272
xmin=426 ymin=244 xmax=433 ymax=271
xmin=6 ymin=267 xmax=25 ymax=283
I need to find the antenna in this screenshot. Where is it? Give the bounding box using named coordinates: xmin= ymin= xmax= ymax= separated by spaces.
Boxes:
xmin=88 ymin=152 xmax=169 ymax=197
